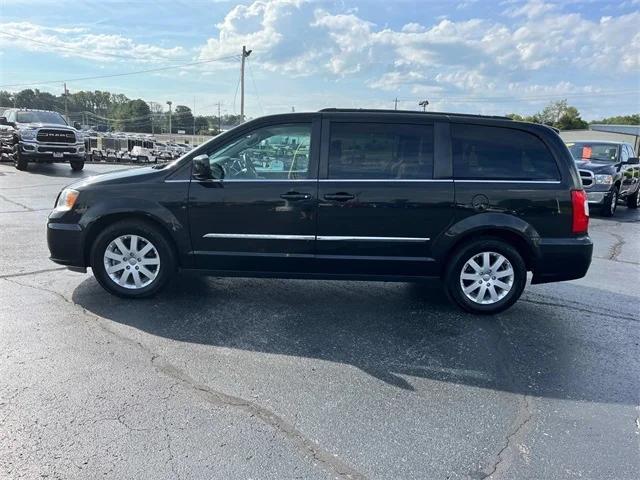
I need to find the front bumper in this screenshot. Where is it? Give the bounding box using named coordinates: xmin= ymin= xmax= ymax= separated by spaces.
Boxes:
xmin=47 ymin=221 xmax=87 ymax=269
xmin=21 ymin=140 xmax=85 ymax=161
xmin=531 ymin=236 xmax=593 ymax=284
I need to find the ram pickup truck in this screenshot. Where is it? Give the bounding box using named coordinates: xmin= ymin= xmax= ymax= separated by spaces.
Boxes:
xmin=0 ymin=108 xmax=85 ymax=171
xmin=566 ymin=141 xmax=640 ymax=216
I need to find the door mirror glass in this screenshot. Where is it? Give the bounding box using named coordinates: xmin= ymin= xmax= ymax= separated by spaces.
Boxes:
xmin=0 ymin=116 xmax=7 ymax=125
xmin=192 ymin=154 xmax=213 ymax=180
xmin=73 ymin=121 xmax=82 ymax=130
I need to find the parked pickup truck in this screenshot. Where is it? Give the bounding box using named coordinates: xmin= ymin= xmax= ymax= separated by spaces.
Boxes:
xmin=0 ymin=108 xmax=86 ymax=171
xmin=566 ymin=141 xmax=640 ymax=216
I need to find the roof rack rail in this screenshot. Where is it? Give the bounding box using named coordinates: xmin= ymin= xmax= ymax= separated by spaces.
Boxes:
xmin=318 ymin=108 xmax=513 ymax=121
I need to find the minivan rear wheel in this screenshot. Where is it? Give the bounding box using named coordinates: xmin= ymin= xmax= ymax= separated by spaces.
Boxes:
xmin=90 ymin=219 xmax=176 ymax=298
xmin=444 ymin=238 xmax=527 ymax=314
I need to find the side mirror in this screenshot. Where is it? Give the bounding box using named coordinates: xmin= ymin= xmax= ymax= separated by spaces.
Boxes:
xmin=0 ymin=117 xmax=8 ymax=125
xmin=73 ymin=121 xmax=81 ymax=130
xmin=626 ymin=157 xmax=639 ymax=165
xmin=192 ymin=154 xmax=213 ymax=180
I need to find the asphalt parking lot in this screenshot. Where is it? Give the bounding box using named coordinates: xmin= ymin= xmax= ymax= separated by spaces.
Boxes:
xmin=1 ymin=162 xmax=638 ymax=480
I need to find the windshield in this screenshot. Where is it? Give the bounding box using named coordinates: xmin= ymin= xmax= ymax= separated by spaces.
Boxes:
xmin=16 ymin=111 xmax=68 ymax=125
xmin=566 ymin=142 xmax=619 ymax=163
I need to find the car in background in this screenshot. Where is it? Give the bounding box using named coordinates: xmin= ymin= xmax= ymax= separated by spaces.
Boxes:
xmin=566 ymin=141 xmax=640 ymax=216
xmin=0 ymin=109 xmax=86 ymax=171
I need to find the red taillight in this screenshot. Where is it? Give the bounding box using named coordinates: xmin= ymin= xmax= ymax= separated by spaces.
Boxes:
xmin=571 ymin=189 xmax=589 ymax=234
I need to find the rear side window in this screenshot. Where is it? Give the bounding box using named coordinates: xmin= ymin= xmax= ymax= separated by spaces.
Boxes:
xmin=328 ymin=123 xmax=434 ymax=179
xmin=452 ymin=124 xmax=560 ymax=180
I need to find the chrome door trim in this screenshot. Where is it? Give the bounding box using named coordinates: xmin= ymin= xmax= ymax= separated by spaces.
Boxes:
xmin=318 ymin=179 xmax=453 ymax=183
xmin=203 ymin=233 xmax=315 ymax=240
xmin=454 ymin=179 xmax=561 ymax=184
xmin=203 ymin=233 xmax=430 ymax=242
xmin=317 ymin=235 xmax=430 ymax=242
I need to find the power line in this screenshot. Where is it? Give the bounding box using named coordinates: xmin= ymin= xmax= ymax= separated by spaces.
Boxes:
xmin=0 ymin=54 xmax=241 ymax=88
xmin=247 ymin=57 xmax=264 ymax=115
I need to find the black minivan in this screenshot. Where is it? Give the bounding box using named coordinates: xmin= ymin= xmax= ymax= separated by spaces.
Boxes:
xmin=47 ymin=109 xmax=592 ymax=314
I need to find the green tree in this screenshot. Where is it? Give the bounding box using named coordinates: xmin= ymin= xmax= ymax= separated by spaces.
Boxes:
xmin=506 ymin=100 xmax=588 ymax=130
xmin=592 ymin=114 xmax=640 ymax=125
xmin=172 ymin=105 xmax=194 ymax=133
xmin=0 ymin=90 xmax=14 ymax=107
xmin=111 ymin=99 xmax=151 ymax=133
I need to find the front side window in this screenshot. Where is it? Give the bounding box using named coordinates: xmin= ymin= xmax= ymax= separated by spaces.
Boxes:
xmin=207 ymin=123 xmax=312 ymax=180
xmin=452 ymin=124 xmax=560 ymax=180
xmin=328 ymin=123 xmax=434 ymax=179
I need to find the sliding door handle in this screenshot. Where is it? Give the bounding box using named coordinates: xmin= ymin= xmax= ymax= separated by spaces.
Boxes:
xmin=324 ymin=192 xmax=355 ymax=202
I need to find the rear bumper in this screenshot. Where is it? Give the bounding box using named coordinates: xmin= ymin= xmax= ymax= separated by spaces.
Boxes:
xmin=47 ymin=222 xmax=87 ymax=268
xmin=531 ymin=236 xmax=593 ymax=284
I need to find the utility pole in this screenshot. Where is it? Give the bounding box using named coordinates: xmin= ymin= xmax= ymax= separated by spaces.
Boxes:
xmin=240 ymin=45 xmax=252 ymax=123
xmin=217 ymin=102 xmax=222 ymax=134
xmin=166 ymin=101 xmax=172 ymax=141
xmin=63 ymin=83 xmax=69 ymax=121
xmin=394 ymin=98 xmax=398 ymax=110
xmin=193 ymin=96 xmax=196 ymax=145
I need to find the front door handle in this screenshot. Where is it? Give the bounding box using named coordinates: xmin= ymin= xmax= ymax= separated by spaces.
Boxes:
xmin=280 ymin=191 xmax=312 ymax=201
xmin=324 ymin=192 xmax=355 ymax=202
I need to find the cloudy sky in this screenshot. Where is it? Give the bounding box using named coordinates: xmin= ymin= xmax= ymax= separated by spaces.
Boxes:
xmin=0 ymin=0 xmax=638 ymax=119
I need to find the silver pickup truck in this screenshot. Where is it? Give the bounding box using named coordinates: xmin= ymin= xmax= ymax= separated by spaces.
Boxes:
xmin=0 ymin=109 xmax=85 ymax=171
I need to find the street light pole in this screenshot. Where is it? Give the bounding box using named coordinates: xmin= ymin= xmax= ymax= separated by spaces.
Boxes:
xmin=166 ymin=101 xmax=172 ymax=141
xmin=419 ymin=99 xmax=429 ymax=112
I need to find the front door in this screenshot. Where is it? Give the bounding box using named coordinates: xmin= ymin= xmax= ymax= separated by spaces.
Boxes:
xmin=315 ymin=119 xmax=455 ymax=276
xmin=188 ymin=118 xmax=320 ymax=272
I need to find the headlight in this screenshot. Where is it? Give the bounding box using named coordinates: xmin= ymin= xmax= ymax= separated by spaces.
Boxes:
xmin=19 ymin=128 xmax=37 ymax=140
xmin=594 ymin=174 xmax=613 ymax=185
xmin=55 ymin=188 xmax=79 ymax=211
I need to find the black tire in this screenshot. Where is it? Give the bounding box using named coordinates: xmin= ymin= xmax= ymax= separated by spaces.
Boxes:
xmin=626 ymin=188 xmax=639 ymax=209
xmin=70 ymin=160 xmax=85 ymax=171
xmin=13 ymin=146 xmax=28 ymax=171
xmin=601 ymin=186 xmax=618 ymax=217
xmin=90 ymin=219 xmax=176 ymax=298
xmin=444 ymin=237 xmax=527 ymax=315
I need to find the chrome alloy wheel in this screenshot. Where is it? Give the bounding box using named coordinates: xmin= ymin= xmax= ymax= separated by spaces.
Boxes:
xmin=103 ymin=235 xmax=160 ymax=289
xmin=459 ymin=251 xmax=514 ymax=305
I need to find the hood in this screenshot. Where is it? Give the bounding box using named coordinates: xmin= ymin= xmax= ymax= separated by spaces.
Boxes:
xmin=69 ymin=166 xmax=165 ymax=190
xmin=574 ymin=159 xmax=616 ymax=174
xmin=17 ymin=122 xmax=77 ymax=131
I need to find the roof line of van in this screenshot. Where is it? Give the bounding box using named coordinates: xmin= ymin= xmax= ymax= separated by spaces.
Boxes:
xmin=318 ymin=108 xmax=513 ymax=121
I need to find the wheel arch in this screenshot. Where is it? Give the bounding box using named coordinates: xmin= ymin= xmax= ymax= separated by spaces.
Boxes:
xmin=81 ymin=203 xmax=188 ymax=268
xmin=433 ymin=213 xmax=541 ymax=274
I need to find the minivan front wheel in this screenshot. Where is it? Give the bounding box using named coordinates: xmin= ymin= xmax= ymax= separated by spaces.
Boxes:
xmin=444 ymin=238 xmax=527 ymax=314
xmin=91 ymin=220 xmax=176 ymax=298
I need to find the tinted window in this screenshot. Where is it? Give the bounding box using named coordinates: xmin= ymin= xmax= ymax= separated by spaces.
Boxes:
xmin=208 ymin=123 xmax=312 ymax=180
xmin=566 ymin=142 xmax=619 ymax=163
xmin=452 ymin=124 xmax=560 ymax=180
xmin=328 ymin=123 xmax=434 ymax=179
xmin=16 ymin=111 xmax=67 ymax=125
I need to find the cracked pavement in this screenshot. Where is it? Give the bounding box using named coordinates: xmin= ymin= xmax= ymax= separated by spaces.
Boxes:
xmin=1 ymin=162 xmax=639 ymax=479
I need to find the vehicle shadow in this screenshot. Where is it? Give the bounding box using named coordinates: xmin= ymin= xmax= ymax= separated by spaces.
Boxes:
xmin=18 ymin=162 xmax=130 ymax=178
xmin=72 ymin=273 xmax=638 ymax=405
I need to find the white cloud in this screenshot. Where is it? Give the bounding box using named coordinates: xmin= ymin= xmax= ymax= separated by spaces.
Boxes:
xmin=0 ymin=22 xmax=187 ymax=63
